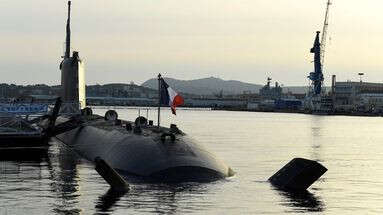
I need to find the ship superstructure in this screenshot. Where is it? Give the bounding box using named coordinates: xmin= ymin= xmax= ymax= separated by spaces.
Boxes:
xmin=60 ymin=1 xmax=86 ymax=112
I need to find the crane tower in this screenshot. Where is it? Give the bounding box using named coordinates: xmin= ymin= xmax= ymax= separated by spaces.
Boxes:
xmin=320 ymin=0 xmax=332 ymax=69
xmin=308 ymin=0 xmax=332 ymax=96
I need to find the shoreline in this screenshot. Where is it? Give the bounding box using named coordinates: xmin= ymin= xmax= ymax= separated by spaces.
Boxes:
xmin=89 ymin=105 xmax=383 ymax=117
xmin=211 ymin=107 xmax=383 ymax=117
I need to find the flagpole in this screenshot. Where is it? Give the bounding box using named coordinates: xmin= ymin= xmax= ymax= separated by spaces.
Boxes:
xmin=157 ymin=73 xmax=161 ymax=128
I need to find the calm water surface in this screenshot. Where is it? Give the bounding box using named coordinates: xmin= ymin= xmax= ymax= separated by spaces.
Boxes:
xmin=1 ymin=108 xmax=383 ymax=214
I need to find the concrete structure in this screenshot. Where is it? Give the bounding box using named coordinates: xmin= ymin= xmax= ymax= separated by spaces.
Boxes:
xmin=334 ymin=81 xmax=383 ymax=112
xmin=87 ymin=97 xmax=156 ymax=106
xmin=247 ymin=101 xmax=259 ymax=110
xmin=359 ymin=94 xmax=383 ymax=112
xmin=184 ymin=98 xmax=246 ymax=108
xmin=87 ymin=96 xmax=246 ymax=108
xmin=275 ymin=99 xmax=302 ymax=110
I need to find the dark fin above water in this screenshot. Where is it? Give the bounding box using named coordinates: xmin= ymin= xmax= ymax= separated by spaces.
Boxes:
xmin=269 ymin=158 xmax=327 ymax=191
xmin=95 ymin=157 xmax=129 ymax=192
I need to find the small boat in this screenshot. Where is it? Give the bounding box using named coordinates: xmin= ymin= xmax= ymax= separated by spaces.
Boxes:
xmin=0 ymin=103 xmax=52 ymax=147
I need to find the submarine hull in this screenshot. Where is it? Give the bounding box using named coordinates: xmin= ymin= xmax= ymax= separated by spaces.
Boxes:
xmin=55 ymin=121 xmax=232 ymax=182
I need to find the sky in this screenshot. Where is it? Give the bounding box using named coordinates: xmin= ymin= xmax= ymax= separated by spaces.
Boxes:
xmin=0 ymin=0 xmax=382 ymax=86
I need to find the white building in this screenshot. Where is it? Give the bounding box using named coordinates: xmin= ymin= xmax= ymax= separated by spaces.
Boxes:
xmin=334 ymin=81 xmax=383 ymax=112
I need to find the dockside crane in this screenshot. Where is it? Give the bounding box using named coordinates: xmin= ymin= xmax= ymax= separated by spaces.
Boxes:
xmin=320 ymin=0 xmax=332 ymax=70
xmin=308 ymin=0 xmax=332 ymax=96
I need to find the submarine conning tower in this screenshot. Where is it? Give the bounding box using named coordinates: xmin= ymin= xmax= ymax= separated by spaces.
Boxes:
xmin=60 ymin=1 xmax=86 ymax=111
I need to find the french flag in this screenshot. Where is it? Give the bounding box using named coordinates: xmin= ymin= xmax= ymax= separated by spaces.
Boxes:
xmin=160 ymin=78 xmax=184 ymax=115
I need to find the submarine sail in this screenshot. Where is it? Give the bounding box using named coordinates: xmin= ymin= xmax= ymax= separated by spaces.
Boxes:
xmin=60 ymin=1 xmax=86 ymax=111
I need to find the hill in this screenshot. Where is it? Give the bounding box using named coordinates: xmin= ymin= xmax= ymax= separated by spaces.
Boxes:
xmin=141 ymin=77 xmax=263 ymax=95
xmin=141 ymin=77 xmax=330 ymax=95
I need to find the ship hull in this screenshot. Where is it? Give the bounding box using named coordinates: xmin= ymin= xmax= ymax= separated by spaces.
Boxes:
xmin=55 ymin=122 xmax=232 ymax=182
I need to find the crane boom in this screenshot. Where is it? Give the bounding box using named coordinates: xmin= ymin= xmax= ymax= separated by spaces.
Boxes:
xmin=320 ymin=0 xmax=331 ymax=69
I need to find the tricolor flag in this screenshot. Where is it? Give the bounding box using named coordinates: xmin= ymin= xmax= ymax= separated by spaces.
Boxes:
xmin=160 ymin=78 xmax=184 ymax=115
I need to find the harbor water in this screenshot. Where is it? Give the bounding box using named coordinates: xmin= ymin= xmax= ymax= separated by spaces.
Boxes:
xmin=1 ymin=108 xmax=383 ymax=214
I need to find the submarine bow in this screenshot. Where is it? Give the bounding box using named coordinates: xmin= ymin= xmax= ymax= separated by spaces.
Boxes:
xmin=56 ymin=122 xmax=233 ymax=182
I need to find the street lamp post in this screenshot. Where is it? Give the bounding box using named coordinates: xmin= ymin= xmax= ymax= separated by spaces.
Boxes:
xmin=357 ymin=73 xmax=365 ymax=111
xmin=358 ymin=73 xmax=364 ymax=83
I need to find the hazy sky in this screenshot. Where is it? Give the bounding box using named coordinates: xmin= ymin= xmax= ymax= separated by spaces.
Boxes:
xmin=0 ymin=0 xmax=382 ymax=86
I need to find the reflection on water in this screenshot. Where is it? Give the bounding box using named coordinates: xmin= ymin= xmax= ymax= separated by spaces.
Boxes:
xmin=48 ymin=144 xmax=82 ymax=214
xmin=0 ymin=147 xmax=48 ymax=183
xmin=0 ymin=142 xmax=84 ymax=214
xmin=95 ymin=182 xmax=212 ymax=215
xmin=310 ymin=116 xmax=324 ymax=162
xmin=0 ymin=147 xmax=48 ymax=162
xmin=96 ymin=188 xmax=127 ymax=214
xmin=2 ymin=110 xmax=383 ymax=214
xmin=0 ymin=140 xmax=214 ymax=214
xmin=276 ymin=188 xmax=325 ymax=213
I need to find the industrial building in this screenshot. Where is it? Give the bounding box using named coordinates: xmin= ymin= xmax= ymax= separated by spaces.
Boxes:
xmin=334 ymin=81 xmax=383 ymax=112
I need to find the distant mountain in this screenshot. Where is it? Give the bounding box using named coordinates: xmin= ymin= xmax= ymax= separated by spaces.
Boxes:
xmin=141 ymin=77 xmax=263 ymax=95
xmin=141 ymin=77 xmax=327 ymax=95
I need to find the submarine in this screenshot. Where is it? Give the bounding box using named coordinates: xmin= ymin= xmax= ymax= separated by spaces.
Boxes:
xmin=50 ymin=1 xmax=234 ymax=183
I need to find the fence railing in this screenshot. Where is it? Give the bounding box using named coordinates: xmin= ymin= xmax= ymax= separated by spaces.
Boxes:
xmin=0 ymin=102 xmax=81 ymax=118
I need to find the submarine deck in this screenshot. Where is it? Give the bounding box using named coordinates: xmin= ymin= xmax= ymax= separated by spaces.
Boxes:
xmin=53 ymin=114 xmax=233 ymax=182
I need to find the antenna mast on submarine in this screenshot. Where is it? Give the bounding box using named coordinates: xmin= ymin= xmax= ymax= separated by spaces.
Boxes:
xmin=64 ymin=1 xmax=71 ymax=59
xmin=60 ymin=1 xmax=86 ymax=110
xmin=320 ymin=0 xmax=331 ymax=70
